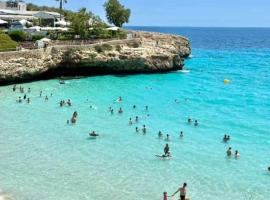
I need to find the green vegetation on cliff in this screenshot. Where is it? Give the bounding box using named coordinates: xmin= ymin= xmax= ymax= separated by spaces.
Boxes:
xmin=0 ymin=32 xmax=17 ymax=52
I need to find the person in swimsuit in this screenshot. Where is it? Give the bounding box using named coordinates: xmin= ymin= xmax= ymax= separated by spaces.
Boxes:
xmin=129 ymin=118 xmax=133 ymax=125
xmin=158 ymin=131 xmax=163 ymax=138
xmin=135 ymin=116 xmax=139 ymax=123
xmin=164 ymin=144 xmax=170 ymax=156
xmin=180 ymin=131 xmax=184 ymax=138
xmin=235 ymin=150 xmax=240 ymax=158
xmin=163 ymin=192 xmax=168 ymax=200
xmin=171 ymin=183 xmax=187 ymax=200
xmin=227 ymin=147 xmax=232 ymax=156
xmin=142 ymin=125 xmax=147 ymax=134
xmin=118 ymin=107 xmax=123 ymax=114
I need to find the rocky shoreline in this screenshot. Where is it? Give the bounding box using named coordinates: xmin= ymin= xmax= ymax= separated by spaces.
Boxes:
xmin=0 ymin=31 xmax=191 ymax=85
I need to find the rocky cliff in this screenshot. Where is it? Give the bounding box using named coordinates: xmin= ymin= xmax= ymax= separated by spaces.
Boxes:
xmin=0 ymin=31 xmax=191 ymax=84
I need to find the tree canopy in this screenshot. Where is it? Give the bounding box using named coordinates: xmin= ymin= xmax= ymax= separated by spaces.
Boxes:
xmin=66 ymin=8 xmax=91 ymax=39
xmin=104 ymin=0 xmax=131 ymax=27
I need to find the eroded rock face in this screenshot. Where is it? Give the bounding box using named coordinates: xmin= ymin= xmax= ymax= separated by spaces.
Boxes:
xmin=0 ymin=31 xmax=191 ymax=84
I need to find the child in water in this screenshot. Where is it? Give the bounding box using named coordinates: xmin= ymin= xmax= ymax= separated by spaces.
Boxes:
xmin=163 ymin=192 xmax=168 ymax=200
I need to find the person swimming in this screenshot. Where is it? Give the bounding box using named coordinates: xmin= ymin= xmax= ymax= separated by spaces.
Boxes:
xmin=118 ymin=107 xmax=123 ymax=114
xmin=135 ymin=116 xmax=139 ymax=123
xmin=227 ymin=147 xmax=232 ymax=156
xmin=180 ymin=131 xmax=184 ymax=138
xmin=133 ymin=105 xmax=136 ymax=109
xmin=17 ymin=97 xmax=22 ymax=103
xmin=194 ymin=120 xmax=199 ymax=126
xmin=129 ymin=118 xmax=133 ymax=125
xmin=166 ymin=134 xmax=170 ymax=141
xmin=89 ymin=131 xmax=99 ymax=137
xmin=135 ymin=127 xmax=139 ymax=132
xmin=110 ymin=108 xmax=114 ymax=114
xmin=142 ymin=125 xmax=147 ymax=134
xmin=23 ymin=94 xmax=27 ymax=100
xmin=67 ymin=99 xmax=72 ymax=106
xmin=234 ymin=150 xmax=240 ymax=158
xmin=45 ymin=96 xmax=49 ymax=101
xmin=158 ymin=131 xmax=163 ymax=138
xmin=116 ymin=96 xmax=122 ymax=102
xmin=145 ymin=106 xmax=148 ymax=111
xmin=223 ymin=134 xmax=230 ymax=142
xmin=188 ymin=118 xmax=192 ymax=124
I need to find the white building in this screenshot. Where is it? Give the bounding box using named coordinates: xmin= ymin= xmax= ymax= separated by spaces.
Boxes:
xmin=0 ymin=0 xmax=27 ymax=11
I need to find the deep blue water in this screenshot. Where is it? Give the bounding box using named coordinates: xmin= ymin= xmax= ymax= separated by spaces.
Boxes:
xmin=127 ymin=26 xmax=270 ymax=50
xmin=0 ymin=27 xmax=270 ymax=200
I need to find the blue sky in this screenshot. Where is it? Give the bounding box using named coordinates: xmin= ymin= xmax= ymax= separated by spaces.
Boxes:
xmin=26 ymin=0 xmax=270 ymax=27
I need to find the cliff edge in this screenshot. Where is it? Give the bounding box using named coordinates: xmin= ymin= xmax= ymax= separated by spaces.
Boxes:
xmin=0 ymin=31 xmax=191 ymax=84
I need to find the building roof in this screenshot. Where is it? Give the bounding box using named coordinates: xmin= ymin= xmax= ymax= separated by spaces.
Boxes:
xmin=0 ymin=9 xmax=60 ymax=19
xmin=0 ymin=9 xmax=36 ymax=16
xmin=33 ymin=11 xmax=60 ymax=19
xmin=0 ymin=18 xmax=8 ymax=24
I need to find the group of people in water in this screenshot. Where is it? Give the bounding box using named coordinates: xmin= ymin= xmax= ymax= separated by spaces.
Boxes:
xmin=10 ymin=84 xmax=270 ymax=200
xmin=163 ymin=183 xmax=188 ymax=200
xmin=226 ymin=147 xmax=240 ymax=158
xmin=60 ymin=99 xmax=72 ymax=107
xmin=14 ymin=85 xmax=53 ymax=104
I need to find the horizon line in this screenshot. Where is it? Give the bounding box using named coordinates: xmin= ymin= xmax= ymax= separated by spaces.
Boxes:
xmin=125 ymin=25 xmax=270 ymax=29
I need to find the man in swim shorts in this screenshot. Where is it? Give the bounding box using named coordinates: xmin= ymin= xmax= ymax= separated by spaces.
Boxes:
xmin=171 ymin=183 xmax=187 ymax=200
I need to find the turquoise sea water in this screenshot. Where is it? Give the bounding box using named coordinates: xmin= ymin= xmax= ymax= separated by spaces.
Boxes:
xmin=0 ymin=27 xmax=270 ymax=200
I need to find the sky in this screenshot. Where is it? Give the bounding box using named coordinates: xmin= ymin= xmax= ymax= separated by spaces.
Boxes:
xmin=26 ymin=0 xmax=270 ymax=27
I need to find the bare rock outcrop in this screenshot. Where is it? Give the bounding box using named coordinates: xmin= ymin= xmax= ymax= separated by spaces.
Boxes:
xmin=0 ymin=31 xmax=191 ymax=84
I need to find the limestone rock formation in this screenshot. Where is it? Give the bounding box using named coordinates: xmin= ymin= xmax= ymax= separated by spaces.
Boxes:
xmin=0 ymin=31 xmax=191 ymax=84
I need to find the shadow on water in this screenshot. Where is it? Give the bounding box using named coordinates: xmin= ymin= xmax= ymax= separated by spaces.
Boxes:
xmin=0 ymin=64 xmax=183 ymax=86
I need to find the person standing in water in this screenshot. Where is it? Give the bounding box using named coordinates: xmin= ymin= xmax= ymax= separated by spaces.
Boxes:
xmin=171 ymin=183 xmax=187 ymax=200
xmin=163 ymin=192 xmax=168 ymax=200
xmin=142 ymin=125 xmax=147 ymax=134
xmin=164 ymin=144 xmax=170 ymax=156
xmin=227 ymin=147 xmax=232 ymax=156
xmin=129 ymin=118 xmax=133 ymax=125
xmin=158 ymin=131 xmax=163 ymax=138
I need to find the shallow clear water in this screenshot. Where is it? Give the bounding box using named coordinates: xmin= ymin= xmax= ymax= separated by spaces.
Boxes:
xmin=0 ymin=27 xmax=270 ymax=200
